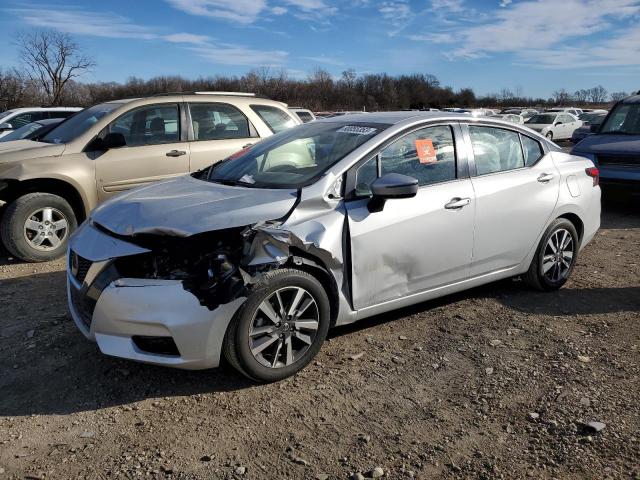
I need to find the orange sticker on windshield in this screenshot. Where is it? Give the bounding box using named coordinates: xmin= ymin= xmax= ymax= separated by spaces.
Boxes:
xmin=415 ymin=139 xmax=437 ymax=164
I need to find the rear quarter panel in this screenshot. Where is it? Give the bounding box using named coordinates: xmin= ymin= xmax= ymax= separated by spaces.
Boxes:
xmin=550 ymin=151 xmax=601 ymax=249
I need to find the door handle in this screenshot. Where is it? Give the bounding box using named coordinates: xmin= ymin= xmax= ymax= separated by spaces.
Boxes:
xmin=537 ymin=173 xmax=554 ymax=183
xmin=242 ymin=143 xmax=255 ymax=149
xmin=444 ymin=197 xmax=471 ymax=210
xmin=166 ymin=150 xmax=186 ymax=157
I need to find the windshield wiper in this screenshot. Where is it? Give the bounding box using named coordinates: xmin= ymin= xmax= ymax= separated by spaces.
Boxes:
xmin=209 ymin=178 xmax=256 ymax=187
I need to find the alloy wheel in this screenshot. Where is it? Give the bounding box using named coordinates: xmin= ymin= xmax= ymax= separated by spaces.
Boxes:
xmin=542 ymin=228 xmax=574 ymax=282
xmin=249 ymin=286 xmax=320 ymax=368
xmin=23 ymin=207 xmax=69 ymax=251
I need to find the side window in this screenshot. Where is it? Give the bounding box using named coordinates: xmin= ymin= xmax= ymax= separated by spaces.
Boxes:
xmin=380 ymin=125 xmax=456 ymax=186
xmin=560 ymin=114 xmax=573 ymax=124
xmin=250 ymin=105 xmax=297 ymax=133
xmin=190 ymin=103 xmax=250 ymax=141
xmin=106 ymin=104 xmax=180 ymax=147
xmin=521 ymin=135 xmax=544 ymax=167
xmin=51 ymin=111 xmax=76 ymax=119
xmin=468 ymin=125 xmax=524 ymax=175
xmin=353 ymin=125 xmax=456 ymax=195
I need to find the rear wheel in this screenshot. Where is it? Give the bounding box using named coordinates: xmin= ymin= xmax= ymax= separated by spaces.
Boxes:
xmin=223 ymin=268 xmax=330 ymax=382
xmin=545 ymin=131 xmax=554 ymax=140
xmin=0 ymin=193 xmax=77 ymax=262
xmin=524 ymin=218 xmax=578 ymax=291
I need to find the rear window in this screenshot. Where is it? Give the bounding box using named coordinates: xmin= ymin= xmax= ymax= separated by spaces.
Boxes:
xmin=296 ymin=111 xmax=314 ymax=123
xmin=251 ymin=105 xmax=297 ymax=133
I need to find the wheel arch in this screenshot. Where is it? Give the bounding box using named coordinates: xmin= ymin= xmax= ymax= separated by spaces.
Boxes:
xmin=0 ymin=177 xmax=88 ymax=224
xmin=557 ymin=212 xmax=584 ymax=244
xmin=285 ymin=247 xmax=341 ymax=328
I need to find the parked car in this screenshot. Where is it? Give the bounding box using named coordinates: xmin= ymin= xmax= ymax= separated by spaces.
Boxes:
xmin=289 ymin=107 xmax=316 ymax=123
xmin=500 ymin=108 xmax=538 ymax=119
xmin=489 ymin=114 xmax=525 ymax=124
xmin=525 ymin=112 xmax=582 ymax=141
xmin=581 ymin=109 xmax=608 ymax=115
xmin=571 ymin=113 xmax=607 ymax=144
xmin=0 ymin=118 xmax=66 ymax=143
xmin=67 ymin=112 xmax=600 ymax=381
xmin=571 ymin=93 xmax=640 ymax=189
xmin=546 ymin=107 xmax=583 ymax=117
xmin=0 ymin=93 xmax=300 ymax=262
xmin=0 ymin=107 xmax=80 ymax=138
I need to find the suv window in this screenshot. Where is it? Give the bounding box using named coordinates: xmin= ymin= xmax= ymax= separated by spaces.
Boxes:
xmin=559 ymin=114 xmax=573 ymax=123
xmin=190 ymin=103 xmax=251 ymax=141
xmin=250 ymin=105 xmax=296 ymax=133
xmin=106 ymin=104 xmax=180 ymax=147
xmin=11 ymin=111 xmax=46 ymax=128
xmin=468 ymin=125 xmax=524 ymax=175
xmin=354 ymin=125 xmax=456 ymax=195
xmin=521 ymin=135 xmax=543 ymax=166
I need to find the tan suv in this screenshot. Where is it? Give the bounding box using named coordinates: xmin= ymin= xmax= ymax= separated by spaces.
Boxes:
xmin=0 ymin=93 xmax=299 ymax=262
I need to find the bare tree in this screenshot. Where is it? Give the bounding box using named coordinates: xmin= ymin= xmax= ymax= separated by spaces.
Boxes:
xmin=588 ymin=85 xmax=608 ymax=104
xmin=552 ymin=88 xmax=572 ymax=105
xmin=17 ymin=29 xmax=95 ymax=105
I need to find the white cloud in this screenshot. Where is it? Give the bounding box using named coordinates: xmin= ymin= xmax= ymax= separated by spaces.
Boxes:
xmin=9 ymin=6 xmax=157 ymax=39
xmin=301 ymin=55 xmax=345 ymax=66
xmin=190 ymin=44 xmax=289 ymax=66
xmin=429 ymin=0 xmax=465 ymax=12
xmin=164 ymin=33 xmax=211 ymax=45
xmin=499 ymin=0 xmax=512 ymax=6
xmin=413 ymin=0 xmax=640 ymax=68
xmin=164 ymin=0 xmax=268 ymax=24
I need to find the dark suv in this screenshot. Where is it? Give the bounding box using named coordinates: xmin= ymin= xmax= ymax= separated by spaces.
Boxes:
xmin=571 ymin=93 xmax=640 ymax=190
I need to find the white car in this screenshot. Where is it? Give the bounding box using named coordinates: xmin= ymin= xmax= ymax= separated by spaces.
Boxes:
xmin=546 ymin=107 xmax=583 ymax=117
xmin=525 ymin=112 xmax=582 ymax=141
xmin=0 ymin=107 xmax=81 ymax=138
xmin=489 ymin=114 xmax=524 ymax=124
xmin=289 ymin=107 xmax=316 ymax=123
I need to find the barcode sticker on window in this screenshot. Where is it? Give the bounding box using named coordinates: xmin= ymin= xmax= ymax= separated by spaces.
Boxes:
xmin=337 ymin=126 xmax=377 ymax=135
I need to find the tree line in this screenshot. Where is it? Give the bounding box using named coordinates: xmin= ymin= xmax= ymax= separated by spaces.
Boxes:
xmin=0 ymin=30 xmax=631 ymax=113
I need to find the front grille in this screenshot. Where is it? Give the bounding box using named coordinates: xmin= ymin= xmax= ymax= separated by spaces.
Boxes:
xmin=70 ymin=251 xmax=93 ymax=283
xmin=69 ymin=284 xmax=96 ymax=329
xmin=597 ymin=155 xmax=639 ymax=167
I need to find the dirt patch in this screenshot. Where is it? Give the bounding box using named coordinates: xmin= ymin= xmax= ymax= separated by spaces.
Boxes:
xmin=1 ymin=197 xmax=638 ymax=479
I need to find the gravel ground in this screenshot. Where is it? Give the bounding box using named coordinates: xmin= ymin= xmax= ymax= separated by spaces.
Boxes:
xmin=0 ymin=190 xmax=638 ymax=480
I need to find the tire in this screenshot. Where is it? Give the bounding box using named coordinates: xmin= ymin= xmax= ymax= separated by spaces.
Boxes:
xmin=545 ymin=131 xmax=554 ymax=140
xmin=223 ymin=268 xmax=330 ymax=382
xmin=523 ymin=218 xmax=579 ymax=291
xmin=0 ymin=193 xmax=77 ymax=262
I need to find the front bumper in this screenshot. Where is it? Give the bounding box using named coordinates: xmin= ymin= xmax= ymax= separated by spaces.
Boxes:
xmin=66 ymin=222 xmax=246 ymax=370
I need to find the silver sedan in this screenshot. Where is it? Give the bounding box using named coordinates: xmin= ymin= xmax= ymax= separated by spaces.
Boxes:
xmin=67 ymin=112 xmax=601 ymax=382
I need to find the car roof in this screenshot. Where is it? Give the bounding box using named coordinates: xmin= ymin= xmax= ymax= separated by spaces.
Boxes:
xmin=621 ymin=93 xmax=640 ymax=104
xmin=100 ymin=94 xmax=289 ymax=109
xmin=315 ymin=111 xmax=469 ymax=125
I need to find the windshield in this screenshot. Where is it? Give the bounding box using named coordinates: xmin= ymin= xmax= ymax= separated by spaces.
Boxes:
xmin=204 ymin=122 xmax=386 ymax=188
xmin=600 ymin=103 xmax=640 ymax=135
xmin=0 ymin=110 xmax=14 ymax=122
xmin=42 ymin=103 xmax=120 ymax=144
xmin=0 ymin=122 xmax=42 ymax=142
xmin=526 ymin=114 xmax=556 ymax=125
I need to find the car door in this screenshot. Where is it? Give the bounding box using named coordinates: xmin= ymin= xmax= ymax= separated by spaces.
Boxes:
xmin=94 ymin=103 xmax=190 ymax=202
xmin=345 ymin=123 xmax=475 ymax=310
xmin=187 ymin=102 xmax=258 ymax=172
xmin=464 ymin=124 xmax=559 ymax=276
xmin=560 ymin=114 xmax=576 ymax=139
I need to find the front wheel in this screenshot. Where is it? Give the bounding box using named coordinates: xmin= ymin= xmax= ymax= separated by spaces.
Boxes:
xmin=0 ymin=192 xmax=77 ymax=262
xmin=223 ymin=268 xmax=330 ymax=382
xmin=524 ymin=218 xmax=579 ymax=291
xmin=545 ymin=131 xmax=554 ymax=140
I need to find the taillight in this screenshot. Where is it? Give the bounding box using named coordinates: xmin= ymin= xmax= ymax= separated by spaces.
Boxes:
xmin=585 ymin=167 xmax=599 ymax=186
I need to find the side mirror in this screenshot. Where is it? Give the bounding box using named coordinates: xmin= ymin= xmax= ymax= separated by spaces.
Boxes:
xmin=368 ymin=173 xmax=418 ymax=212
xmin=590 ymin=123 xmax=600 ymax=133
xmin=103 ymin=132 xmax=127 ymax=149
xmin=0 ymin=122 xmax=13 ymax=131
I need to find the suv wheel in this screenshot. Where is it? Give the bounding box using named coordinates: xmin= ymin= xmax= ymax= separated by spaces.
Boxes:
xmin=523 ymin=218 xmax=579 ymax=291
xmin=223 ymin=268 xmax=330 ymax=382
xmin=1 ymin=193 xmax=77 ymax=262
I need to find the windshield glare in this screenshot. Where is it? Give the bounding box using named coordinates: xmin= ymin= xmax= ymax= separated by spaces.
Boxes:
xmin=206 ymin=122 xmax=385 ymax=188
xmin=526 ymin=114 xmax=556 ymax=124
xmin=42 ymin=103 xmax=120 ymax=144
xmin=600 ymin=103 xmax=640 ymax=135
xmin=0 ymin=122 xmax=41 ymax=141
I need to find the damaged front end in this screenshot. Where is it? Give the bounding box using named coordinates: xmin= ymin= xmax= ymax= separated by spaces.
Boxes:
xmin=67 ymin=209 xmax=350 ymax=370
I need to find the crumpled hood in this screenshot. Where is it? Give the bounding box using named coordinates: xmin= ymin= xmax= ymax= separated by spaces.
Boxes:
xmin=0 ymin=140 xmax=65 ymax=163
xmin=572 ymin=134 xmax=640 ymax=155
xmin=91 ymin=175 xmax=298 ymax=237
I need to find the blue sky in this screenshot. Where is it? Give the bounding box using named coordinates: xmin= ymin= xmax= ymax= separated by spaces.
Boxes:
xmin=1 ymin=0 xmax=639 ymax=98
